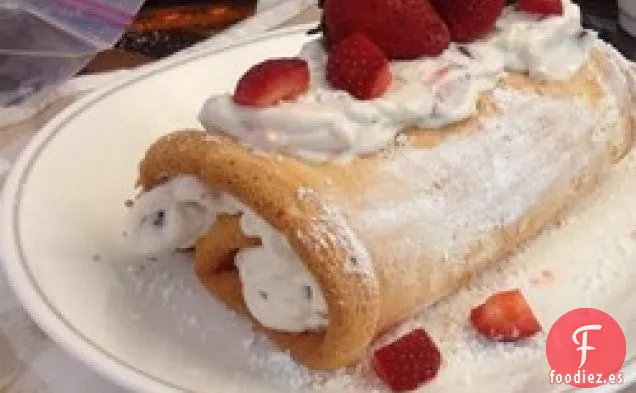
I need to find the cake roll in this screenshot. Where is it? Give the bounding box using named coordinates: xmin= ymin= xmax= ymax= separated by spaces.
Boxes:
xmin=124 ymin=0 xmax=635 ymax=370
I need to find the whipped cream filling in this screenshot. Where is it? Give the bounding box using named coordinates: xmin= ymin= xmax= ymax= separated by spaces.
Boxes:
xmin=198 ymin=0 xmax=593 ymax=163
xmin=125 ymin=176 xmax=328 ymax=332
xmin=124 ymin=176 xmax=224 ymax=254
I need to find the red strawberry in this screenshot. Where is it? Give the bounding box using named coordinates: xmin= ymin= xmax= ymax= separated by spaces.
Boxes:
xmin=470 ymin=289 xmax=542 ymax=341
xmin=372 ymin=329 xmax=442 ymax=392
xmin=432 ymin=0 xmax=505 ymax=43
xmin=326 ymin=33 xmax=392 ymax=100
xmin=323 ymin=0 xmax=450 ymax=60
xmin=233 ymin=58 xmax=309 ymax=107
xmin=518 ymin=0 xmax=563 ymax=15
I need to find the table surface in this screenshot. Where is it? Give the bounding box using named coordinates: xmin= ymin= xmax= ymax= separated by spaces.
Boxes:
xmin=1 ymin=4 xmax=635 ymax=393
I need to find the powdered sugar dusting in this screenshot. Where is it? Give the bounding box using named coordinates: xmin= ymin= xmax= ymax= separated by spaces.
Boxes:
xmin=245 ymin=149 xmax=636 ymax=391
xmin=246 ymin=334 xmax=315 ymax=390
xmin=223 ymin=82 xmax=635 ymax=392
xmin=120 ymin=106 xmax=636 ymax=393
xmin=345 ymin=90 xmax=611 ymax=281
xmin=296 ymin=187 xmax=374 ymax=278
xmin=122 ymin=43 xmax=636 ymax=393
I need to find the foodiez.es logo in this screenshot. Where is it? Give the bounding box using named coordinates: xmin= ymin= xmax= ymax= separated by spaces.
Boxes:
xmin=546 ymin=308 xmax=626 ymax=388
xmin=573 ymin=324 xmax=602 ymax=369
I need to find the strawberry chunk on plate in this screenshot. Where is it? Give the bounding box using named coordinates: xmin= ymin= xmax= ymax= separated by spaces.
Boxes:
xmin=372 ymin=329 xmax=442 ymax=392
xmin=470 ymin=289 xmax=542 ymax=341
xmin=233 ymin=58 xmax=309 ymax=107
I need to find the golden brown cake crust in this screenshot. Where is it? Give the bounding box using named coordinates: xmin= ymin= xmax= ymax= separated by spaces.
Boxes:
xmin=137 ymin=49 xmax=635 ymax=369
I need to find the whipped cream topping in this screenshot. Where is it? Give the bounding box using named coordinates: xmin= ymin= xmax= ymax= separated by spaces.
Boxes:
xmin=199 ymin=0 xmax=593 ymax=163
xmin=494 ymin=0 xmax=591 ymax=81
xmin=126 ymin=176 xmax=328 ymax=332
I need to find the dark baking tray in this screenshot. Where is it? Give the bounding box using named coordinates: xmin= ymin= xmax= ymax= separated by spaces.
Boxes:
xmin=115 ymin=0 xmax=257 ymax=59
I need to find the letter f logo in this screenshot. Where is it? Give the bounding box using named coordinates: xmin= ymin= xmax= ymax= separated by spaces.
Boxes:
xmin=572 ymin=324 xmax=603 ymax=368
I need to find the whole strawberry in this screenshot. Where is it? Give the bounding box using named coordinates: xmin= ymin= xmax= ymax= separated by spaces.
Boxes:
xmin=372 ymin=329 xmax=442 ymax=392
xmin=432 ymin=0 xmax=505 ymax=43
xmin=327 ymin=33 xmax=392 ymax=100
xmin=323 ymin=0 xmax=450 ymax=60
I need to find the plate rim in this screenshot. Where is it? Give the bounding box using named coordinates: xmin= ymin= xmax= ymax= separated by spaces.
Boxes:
xmin=2 ymin=24 xmax=636 ymax=393
xmin=0 ymin=23 xmax=314 ymax=393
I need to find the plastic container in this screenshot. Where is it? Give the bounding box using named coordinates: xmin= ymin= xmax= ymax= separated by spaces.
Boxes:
xmin=0 ymin=0 xmax=144 ymax=108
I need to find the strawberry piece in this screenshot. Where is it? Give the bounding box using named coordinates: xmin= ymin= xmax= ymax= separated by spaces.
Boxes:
xmin=372 ymin=329 xmax=442 ymax=392
xmin=518 ymin=0 xmax=563 ymax=15
xmin=470 ymin=289 xmax=542 ymax=341
xmin=432 ymin=0 xmax=505 ymax=43
xmin=233 ymin=58 xmax=309 ymax=107
xmin=326 ymin=33 xmax=392 ymax=100
xmin=323 ymin=0 xmax=450 ymax=60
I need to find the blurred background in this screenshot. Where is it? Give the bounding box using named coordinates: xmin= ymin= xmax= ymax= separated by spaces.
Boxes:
xmin=84 ymin=0 xmax=259 ymax=73
xmin=0 ymin=0 xmax=632 ymax=110
xmin=84 ymin=0 xmax=634 ymax=74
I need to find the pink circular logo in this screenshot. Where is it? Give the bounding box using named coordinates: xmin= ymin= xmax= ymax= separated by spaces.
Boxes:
xmin=546 ymin=308 xmax=626 ymax=388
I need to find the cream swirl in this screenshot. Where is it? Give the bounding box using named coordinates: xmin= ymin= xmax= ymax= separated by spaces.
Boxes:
xmin=236 ymin=212 xmax=328 ymax=332
xmin=124 ymin=176 xmax=225 ymax=254
xmin=198 ymin=0 xmax=593 ymax=163
xmin=493 ymin=0 xmax=592 ymax=80
xmin=125 ymin=176 xmax=328 ymax=332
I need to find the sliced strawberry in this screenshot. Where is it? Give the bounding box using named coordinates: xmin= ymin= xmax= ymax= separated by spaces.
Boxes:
xmin=470 ymin=289 xmax=542 ymax=341
xmin=326 ymin=33 xmax=392 ymax=100
xmin=323 ymin=0 xmax=450 ymax=60
xmin=233 ymin=58 xmax=309 ymax=107
xmin=432 ymin=0 xmax=505 ymax=43
xmin=518 ymin=0 xmax=563 ymax=15
xmin=372 ymin=329 xmax=442 ymax=392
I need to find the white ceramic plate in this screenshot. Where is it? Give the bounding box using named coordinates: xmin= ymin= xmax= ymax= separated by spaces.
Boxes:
xmin=2 ymin=25 xmax=636 ymax=393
